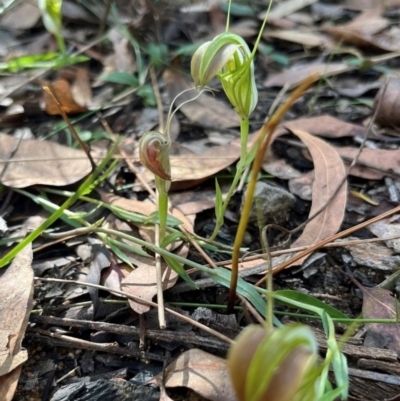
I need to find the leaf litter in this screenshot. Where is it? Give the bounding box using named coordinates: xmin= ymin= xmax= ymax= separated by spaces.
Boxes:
xmin=2 ymin=1 xmax=400 ymax=400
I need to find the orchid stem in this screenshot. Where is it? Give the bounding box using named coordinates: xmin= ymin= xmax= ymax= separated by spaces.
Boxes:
xmin=155 ymin=177 xmax=169 ymax=328
xmin=209 ymin=118 xmax=250 ymax=241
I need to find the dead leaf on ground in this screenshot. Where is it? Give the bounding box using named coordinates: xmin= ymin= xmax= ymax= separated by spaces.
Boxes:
xmin=0 ymin=133 xmax=92 ymax=187
xmin=263 ymin=29 xmax=334 ymax=49
xmin=151 ymin=349 xmax=238 ymax=401
xmin=264 ymin=54 xmax=400 ymax=89
xmin=260 ymin=0 xmax=319 ymax=20
xmin=121 ymin=244 xmax=188 ymax=315
xmin=284 ymin=115 xmax=369 ymax=139
xmin=335 ymin=146 xmax=400 ymax=180
xmin=43 ymin=68 xmax=92 ymax=115
xmin=264 ymin=61 xmax=354 ymax=89
xmin=374 ymin=78 xmax=400 ymax=127
xmin=361 ymin=286 xmax=400 ymax=356
xmin=236 ymin=129 xmax=347 ymax=271
xmin=334 ymin=78 xmax=381 ymax=98
xmin=322 ymin=8 xmax=400 ymax=52
xmin=0 ymin=227 xmax=35 ymax=400
xmin=0 ymin=1 xmax=41 ymax=30
xmin=163 ymin=69 xmax=240 ymax=129
xmin=286 ymin=129 xmax=347 ymax=256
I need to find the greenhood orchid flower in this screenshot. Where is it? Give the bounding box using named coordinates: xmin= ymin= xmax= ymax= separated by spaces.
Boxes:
xmin=139 ymin=130 xmax=171 ymax=183
xmin=191 ymin=32 xmax=258 ymax=119
xmin=228 ymin=324 xmax=319 ymax=401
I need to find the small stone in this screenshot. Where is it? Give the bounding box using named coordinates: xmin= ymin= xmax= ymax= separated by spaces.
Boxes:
xmin=241 ymin=181 xmax=295 ymax=225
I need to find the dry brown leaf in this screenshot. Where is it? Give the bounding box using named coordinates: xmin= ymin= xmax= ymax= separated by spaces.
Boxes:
xmin=0 ymin=366 xmax=23 ymax=401
xmin=0 ymin=133 xmax=92 ymax=188
xmin=0 ymin=243 xmax=34 ymax=400
xmin=44 ymin=68 xmax=92 ymax=115
xmin=163 ymin=69 xmax=240 ymax=129
xmin=322 ymin=8 xmax=400 ymax=52
xmin=263 ymin=29 xmax=334 ymax=49
xmin=374 ymin=77 xmax=400 ymax=127
xmin=284 ymin=115 xmax=367 ymax=139
xmin=121 ymin=245 xmax=187 ymax=314
xmin=288 ymin=129 xmax=347 ymax=253
xmin=335 ymin=146 xmax=400 ymax=180
xmin=152 ymin=349 xmax=238 ymax=401
xmin=262 ymin=0 xmax=318 ymax=20
xmin=264 ymin=62 xmax=353 ymax=89
xmin=1 ymin=1 xmax=41 ymax=30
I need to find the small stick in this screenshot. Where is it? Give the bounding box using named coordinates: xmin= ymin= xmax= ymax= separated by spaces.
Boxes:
xmin=34 ymin=276 xmax=233 ymax=344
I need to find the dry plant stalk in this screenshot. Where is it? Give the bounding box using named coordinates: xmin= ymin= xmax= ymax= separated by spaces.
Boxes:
xmin=228 ymin=74 xmax=318 ymax=311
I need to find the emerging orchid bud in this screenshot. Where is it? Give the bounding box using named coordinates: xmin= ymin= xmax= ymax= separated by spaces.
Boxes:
xmin=227 ymin=324 xmax=319 ymax=401
xmin=38 ymin=0 xmax=62 ymax=37
xmin=139 ymin=131 xmax=171 ymax=181
xmin=191 ymin=32 xmax=258 ymax=119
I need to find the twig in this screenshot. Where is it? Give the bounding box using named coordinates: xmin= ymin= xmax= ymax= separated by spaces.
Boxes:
xmin=34 ymin=276 xmax=233 ymax=344
xmin=31 ymin=315 xmax=229 ymax=351
xmin=29 ymin=328 xmax=171 ymax=362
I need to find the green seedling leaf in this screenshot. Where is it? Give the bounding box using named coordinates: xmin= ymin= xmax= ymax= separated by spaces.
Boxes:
xmin=161 ymin=232 xmax=183 ymax=248
xmin=107 ymin=238 xmax=149 ymax=258
xmin=0 ymin=53 xmax=89 ymax=72
xmin=99 ymin=72 xmax=139 ymax=86
xmin=330 ymin=351 xmax=348 ymax=400
xmin=104 ymin=238 xmax=134 ymax=268
xmin=210 ymin=267 xmax=269 ymax=320
xmin=147 ymin=43 xmax=168 ymax=68
xmin=144 ymin=211 xmax=182 ymax=227
xmin=137 ymin=84 xmax=156 ymax=106
xmin=274 ymin=290 xmax=349 ymax=320
xmin=111 ymin=208 xmax=146 ymax=224
xmin=319 ymin=386 xmax=347 ymax=401
xmin=215 ymin=178 xmax=223 ymax=222
xmin=162 ymin=254 xmax=197 ymax=289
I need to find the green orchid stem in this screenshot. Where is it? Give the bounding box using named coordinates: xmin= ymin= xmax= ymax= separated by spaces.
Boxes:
xmin=158 ymin=190 xmax=168 ymax=241
xmin=154 ymin=176 xmax=170 ymax=329
xmin=56 ymin=34 xmax=66 ymax=56
xmin=209 ymin=118 xmax=250 ymax=241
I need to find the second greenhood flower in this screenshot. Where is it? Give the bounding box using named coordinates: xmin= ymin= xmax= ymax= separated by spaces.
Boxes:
xmin=191 ymin=32 xmax=258 ymax=119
